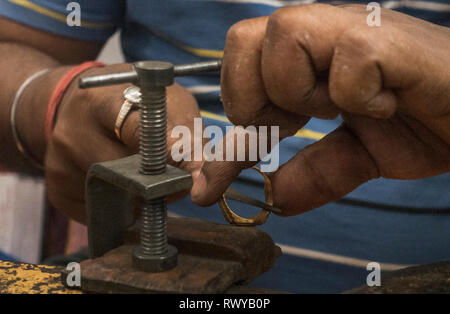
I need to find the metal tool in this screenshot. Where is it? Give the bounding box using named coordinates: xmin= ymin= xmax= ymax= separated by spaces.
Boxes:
xmin=80 ymin=59 xmax=279 ymax=275
xmin=225 ymin=187 xmax=282 ymax=214
xmin=68 ymin=59 xmax=284 ymax=293
xmin=131 ymin=61 xmax=176 ymax=272
xmin=79 ymin=60 xmax=222 ymax=89
xmin=81 ymin=60 xmax=222 ymax=273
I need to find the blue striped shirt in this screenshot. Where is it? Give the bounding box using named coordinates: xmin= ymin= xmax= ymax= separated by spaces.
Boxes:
xmin=1 ymin=0 xmax=449 ymax=293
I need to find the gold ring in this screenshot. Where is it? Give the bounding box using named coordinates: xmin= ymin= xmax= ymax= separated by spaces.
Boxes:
xmin=218 ymin=166 xmax=272 ymax=227
xmin=115 ymin=86 xmax=141 ymax=140
xmin=114 ymin=100 xmax=135 ymax=140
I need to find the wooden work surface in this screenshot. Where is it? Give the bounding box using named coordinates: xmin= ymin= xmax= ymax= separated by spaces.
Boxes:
xmin=0 ymin=259 xmax=284 ymax=294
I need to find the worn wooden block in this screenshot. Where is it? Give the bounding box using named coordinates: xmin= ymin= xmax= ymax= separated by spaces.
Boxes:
xmin=125 ymin=217 xmax=282 ymax=282
xmin=63 ymin=217 xmax=281 ymax=293
xmin=71 ymin=245 xmax=245 ymax=293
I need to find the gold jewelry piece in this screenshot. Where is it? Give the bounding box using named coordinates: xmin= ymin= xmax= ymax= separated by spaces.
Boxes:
xmin=218 ymin=166 xmax=272 ymax=226
xmin=115 ymin=86 xmax=141 ymax=140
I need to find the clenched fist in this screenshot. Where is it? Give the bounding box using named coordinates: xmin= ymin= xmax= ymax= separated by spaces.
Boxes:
xmin=191 ymin=4 xmax=450 ymax=216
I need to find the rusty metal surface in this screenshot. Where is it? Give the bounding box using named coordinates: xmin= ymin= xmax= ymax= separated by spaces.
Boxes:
xmin=345 ymin=260 xmax=450 ymax=294
xmin=0 ymin=259 xmax=284 ymax=294
xmin=64 ymin=245 xmax=245 ymax=293
xmin=0 ymin=261 xmax=81 ymax=294
xmin=63 ymin=217 xmax=281 ymax=294
xmin=4 ymin=257 xmax=448 ymax=294
xmin=126 ymin=217 xmax=282 ymax=282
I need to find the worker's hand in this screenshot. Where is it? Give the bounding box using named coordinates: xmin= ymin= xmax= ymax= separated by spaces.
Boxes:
xmin=191 ymin=4 xmax=450 ymax=215
xmin=45 ymin=64 xmax=204 ymax=222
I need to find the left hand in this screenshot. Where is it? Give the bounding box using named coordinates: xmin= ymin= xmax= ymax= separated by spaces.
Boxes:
xmin=45 ymin=64 xmax=204 ymax=222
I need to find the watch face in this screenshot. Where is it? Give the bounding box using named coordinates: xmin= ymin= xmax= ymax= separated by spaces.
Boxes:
xmin=124 ymin=86 xmax=142 ymax=103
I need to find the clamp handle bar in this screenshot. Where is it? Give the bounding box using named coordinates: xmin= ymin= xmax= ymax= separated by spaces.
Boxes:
xmin=79 ymin=59 xmax=222 ymax=89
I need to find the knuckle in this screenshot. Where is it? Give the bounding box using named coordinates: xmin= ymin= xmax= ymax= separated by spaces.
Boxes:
xmin=90 ymin=90 xmax=119 ymax=129
xmin=119 ymin=110 xmax=140 ymax=150
xmin=226 ymin=112 xmax=250 ymax=127
xmin=267 ymin=7 xmax=298 ymax=38
xmin=336 ymin=28 xmax=380 ymax=62
xmin=338 ymin=3 xmax=370 ymax=13
xmin=225 ymin=19 xmax=254 ymax=46
xmin=268 ymin=4 xmax=332 ymax=35
xmin=330 ymin=28 xmax=389 ymax=109
xmin=51 ymin=123 xmax=72 ymax=155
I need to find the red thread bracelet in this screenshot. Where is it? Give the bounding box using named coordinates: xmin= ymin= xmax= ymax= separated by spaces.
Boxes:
xmin=45 ymin=61 xmax=105 ymax=140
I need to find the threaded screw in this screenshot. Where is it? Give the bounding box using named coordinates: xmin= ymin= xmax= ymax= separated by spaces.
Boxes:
xmin=139 ymin=86 xmax=167 ymax=175
xmin=132 ymin=61 xmax=177 ymax=273
xmin=140 ymin=198 xmax=168 ymax=256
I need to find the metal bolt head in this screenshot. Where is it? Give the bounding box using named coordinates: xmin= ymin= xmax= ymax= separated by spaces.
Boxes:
xmin=132 ymin=244 xmax=178 ymax=273
xmin=134 ymin=61 xmax=174 ymax=87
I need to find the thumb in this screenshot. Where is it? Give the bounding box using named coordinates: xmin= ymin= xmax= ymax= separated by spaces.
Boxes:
xmin=270 ymin=125 xmax=380 ymax=216
xmin=191 ymin=126 xmax=262 ymax=206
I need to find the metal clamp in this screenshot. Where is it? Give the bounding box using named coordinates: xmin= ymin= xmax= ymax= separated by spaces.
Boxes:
xmin=81 ymin=60 xmax=222 ymax=272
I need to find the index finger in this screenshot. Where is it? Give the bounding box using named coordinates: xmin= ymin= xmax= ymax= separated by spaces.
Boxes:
xmin=221 ymin=16 xmax=306 ymax=137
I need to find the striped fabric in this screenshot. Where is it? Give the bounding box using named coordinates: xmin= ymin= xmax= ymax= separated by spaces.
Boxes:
xmin=1 ymin=0 xmax=449 ymax=293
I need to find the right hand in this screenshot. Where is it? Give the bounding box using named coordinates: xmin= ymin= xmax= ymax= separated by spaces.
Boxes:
xmin=191 ymin=4 xmax=450 ymax=216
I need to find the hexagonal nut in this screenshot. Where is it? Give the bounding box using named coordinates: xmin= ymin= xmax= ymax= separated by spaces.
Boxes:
xmin=132 ymin=245 xmax=178 ymax=273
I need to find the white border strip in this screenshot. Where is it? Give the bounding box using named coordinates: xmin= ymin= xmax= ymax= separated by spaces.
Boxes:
xmin=196 ymin=0 xmax=450 ymax=12
xmin=383 ymin=0 xmax=450 ymax=12
xmin=278 ymin=243 xmax=410 ymax=271
xmin=186 ymin=85 xmax=221 ymax=94
xmin=195 ymin=0 xmax=316 ymax=8
xmin=167 ymin=212 xmax=410 ymax=271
